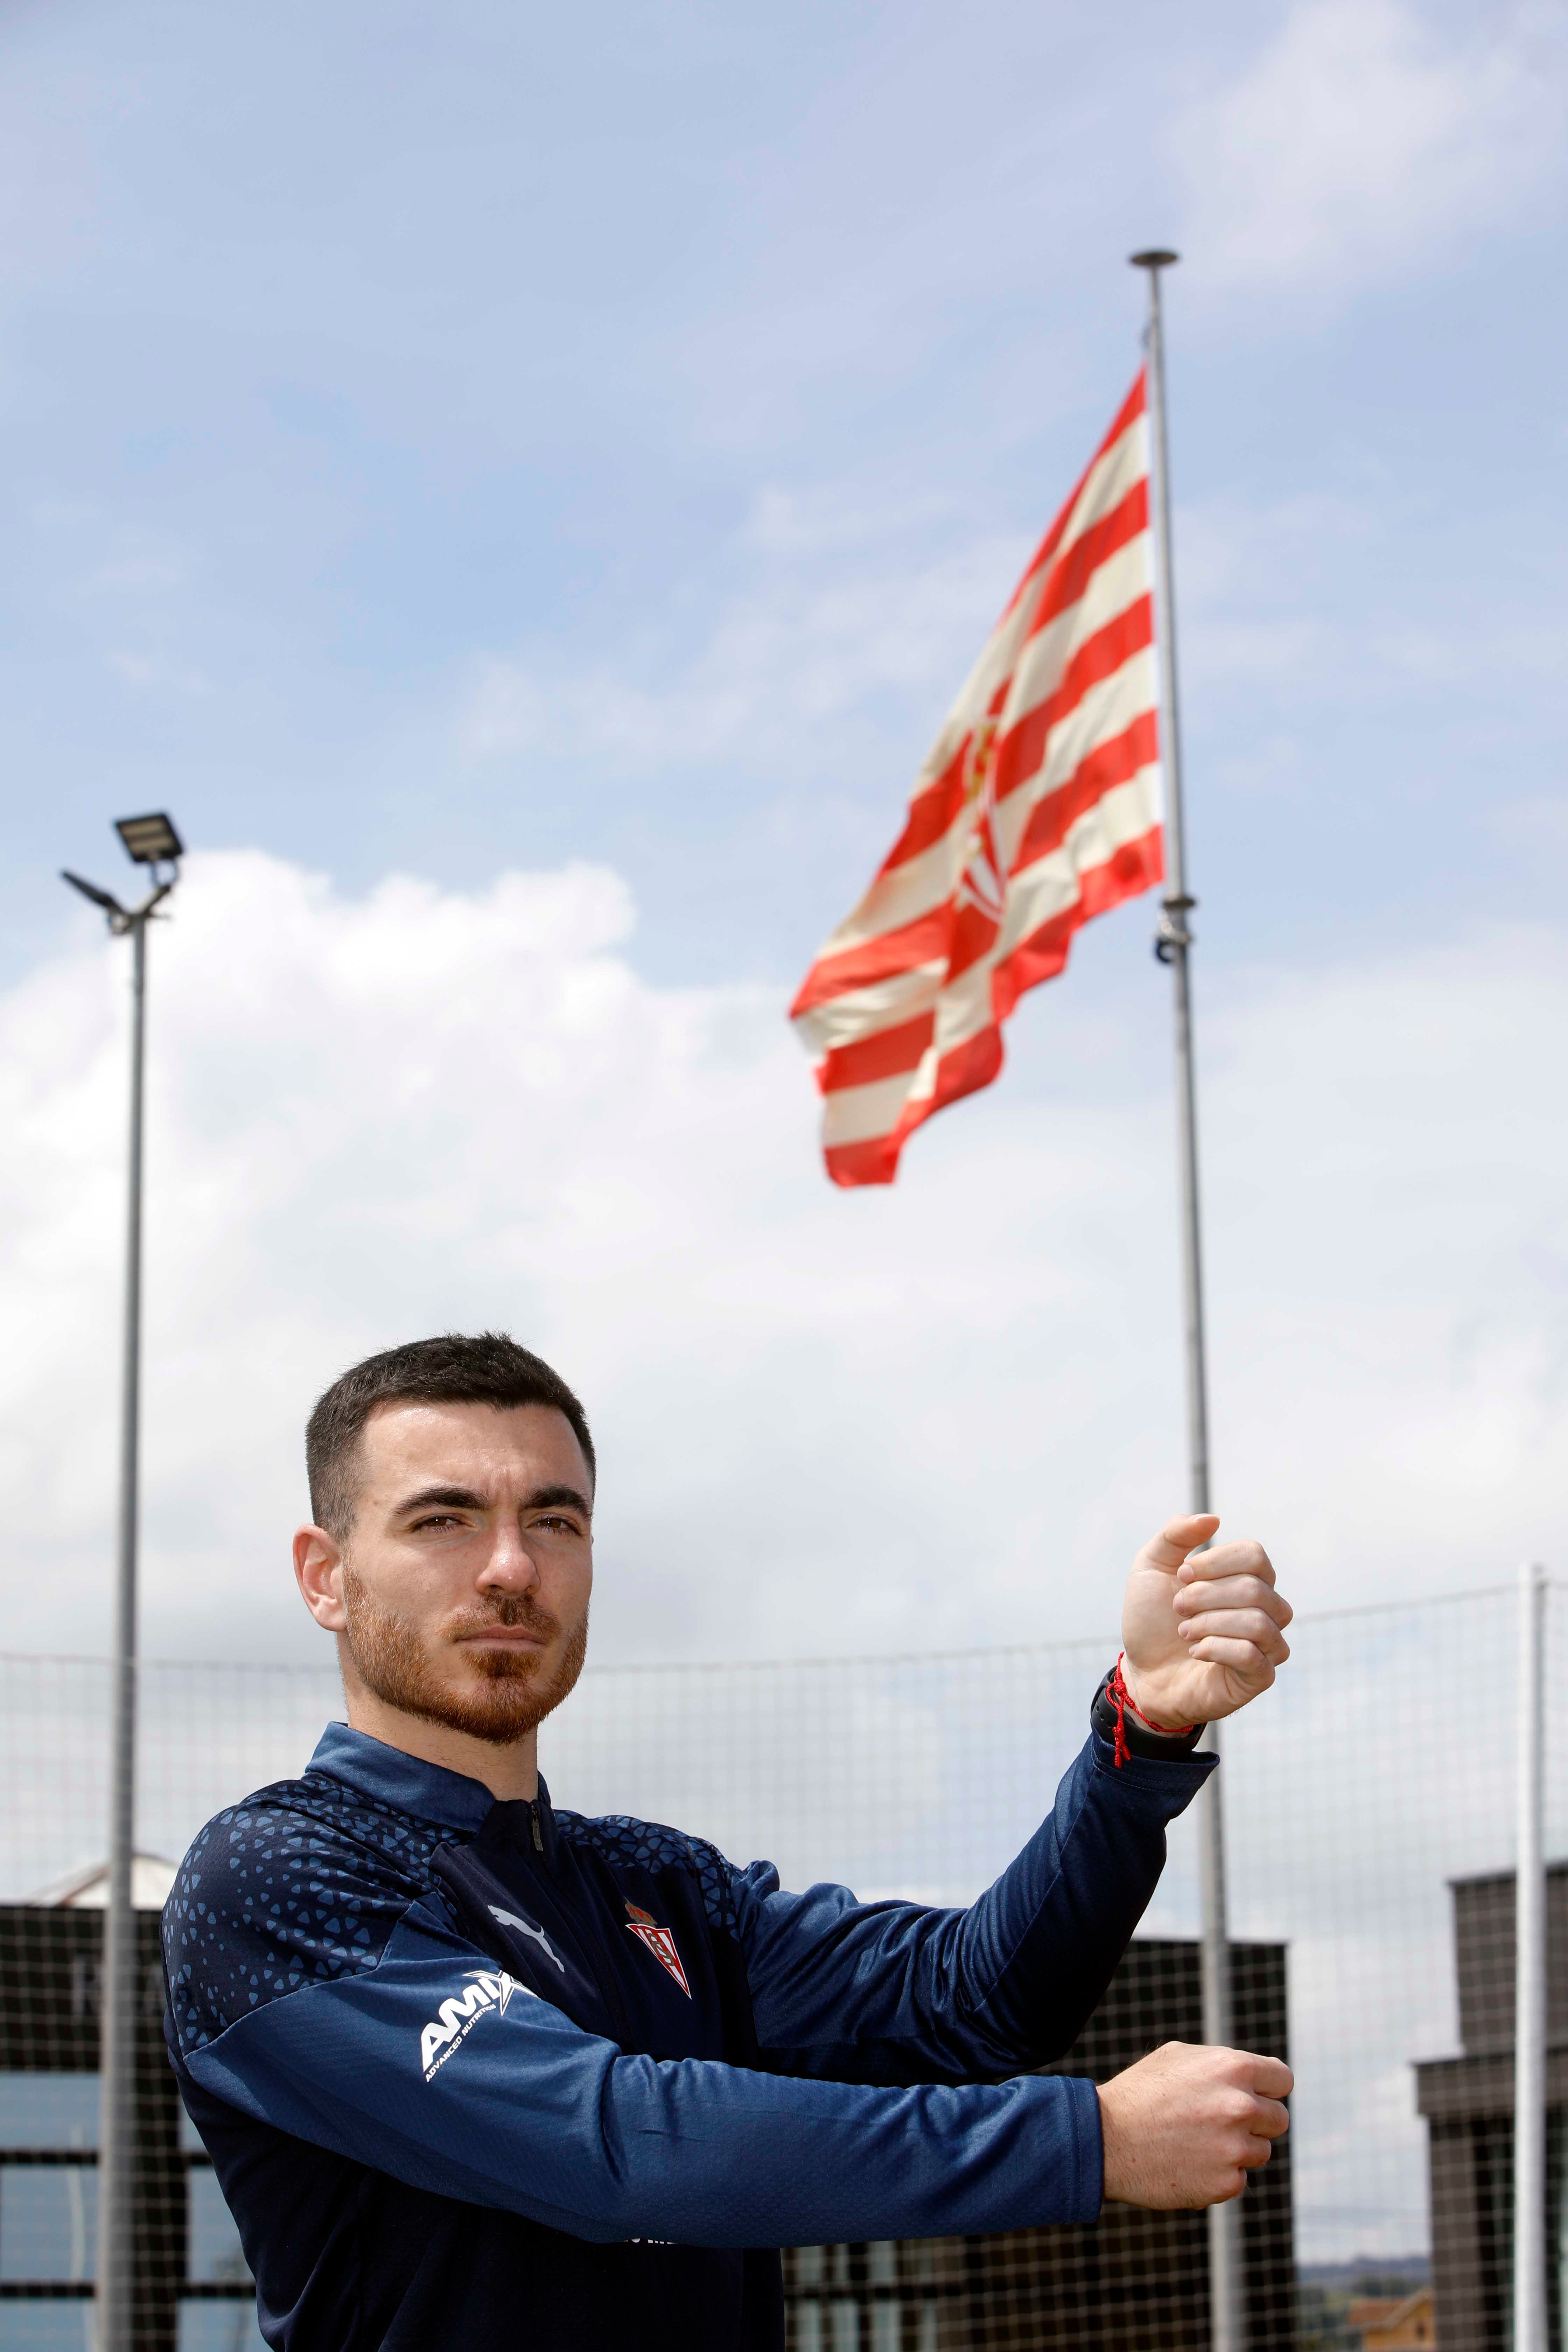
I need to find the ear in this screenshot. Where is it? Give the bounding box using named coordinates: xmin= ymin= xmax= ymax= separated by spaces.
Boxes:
xmin=294 ymin=1525 xmax=347 ymax=1631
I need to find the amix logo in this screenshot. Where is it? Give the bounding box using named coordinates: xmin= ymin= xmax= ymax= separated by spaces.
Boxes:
xmin=420 ymin=1971 xmax=533 ymax=2081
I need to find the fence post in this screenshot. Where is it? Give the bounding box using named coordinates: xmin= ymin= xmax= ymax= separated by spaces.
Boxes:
xmin=1514 ymin=1561 xmax=1547 ymax=2352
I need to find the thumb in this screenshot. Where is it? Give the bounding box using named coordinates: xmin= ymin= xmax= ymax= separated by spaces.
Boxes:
xmin=1140 ymin=1513 xmax=1220 ymax=1576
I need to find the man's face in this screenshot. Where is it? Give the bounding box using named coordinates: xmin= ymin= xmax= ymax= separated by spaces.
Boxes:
xmin=324 ymin=1400 xmax=594 ymax=1746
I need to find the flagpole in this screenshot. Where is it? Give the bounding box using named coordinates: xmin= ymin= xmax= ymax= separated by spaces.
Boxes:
xmin=1132 ymin=247 xmax=1241 ymax=2352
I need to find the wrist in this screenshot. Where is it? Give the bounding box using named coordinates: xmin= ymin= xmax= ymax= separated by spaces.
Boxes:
xmin=1092 ymin=1658 xmax=1205 ymax=1766
xmin=1096 ymin=2077 xmax=1135 ymax=2206
xmin=1096 ymin=2082 xmax=1115 ymax=2202
xmin=1119 ymin=1657 xmax=1195 ymax=1734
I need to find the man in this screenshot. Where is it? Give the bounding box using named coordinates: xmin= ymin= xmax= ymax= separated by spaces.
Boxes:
xmin=164 ymin=1331 xmax=1294 ymax=2352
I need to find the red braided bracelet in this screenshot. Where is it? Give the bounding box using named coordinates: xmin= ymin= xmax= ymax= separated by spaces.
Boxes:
xmin=1107 ymin=1653 xmax=1198 ymax=1767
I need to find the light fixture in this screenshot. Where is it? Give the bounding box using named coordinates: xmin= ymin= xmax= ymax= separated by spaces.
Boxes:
xmin=61 ymin=870 xmax=127 ymax=917
xmin=114 ymin=811 xmax=185 ymax=866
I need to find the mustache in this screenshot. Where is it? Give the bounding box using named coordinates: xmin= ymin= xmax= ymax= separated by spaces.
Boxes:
xmin=447 ymin=1593 xmax=561 ymax=1640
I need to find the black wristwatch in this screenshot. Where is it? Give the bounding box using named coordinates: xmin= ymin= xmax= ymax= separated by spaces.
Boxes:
xmin=1091 ymin=1665 xmax=1206 ymax=1759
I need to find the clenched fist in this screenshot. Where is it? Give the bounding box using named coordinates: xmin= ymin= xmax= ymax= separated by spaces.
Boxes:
xmin=1121 ymin=1513 xmax=1292 ymax=1731
xmin=1099 ymin=2042 xmax=1293 ymax=2208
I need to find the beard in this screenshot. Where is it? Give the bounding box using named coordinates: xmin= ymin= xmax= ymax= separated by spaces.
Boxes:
xmin=340 ymin=1569 xmax=588 ymax=1747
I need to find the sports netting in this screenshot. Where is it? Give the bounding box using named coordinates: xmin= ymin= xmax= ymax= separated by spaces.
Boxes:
xmin=0 ymin=1582 xmax=1558 ymax=2352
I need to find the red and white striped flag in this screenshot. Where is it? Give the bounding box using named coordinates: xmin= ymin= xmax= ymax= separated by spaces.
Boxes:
xmin=790 ymin=372 xmax=1163 ymax=1186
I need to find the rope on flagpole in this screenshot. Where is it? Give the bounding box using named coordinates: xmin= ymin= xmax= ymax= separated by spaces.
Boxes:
xmin=1131 ymin=245 xmax=1242 ymax=2352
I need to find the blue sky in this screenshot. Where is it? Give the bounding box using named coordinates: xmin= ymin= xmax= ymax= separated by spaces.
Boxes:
xmin=11 ymin=0 xmax=1564 ymax=995
xmin=1 ymin=0 xmax=1565 ymax=1665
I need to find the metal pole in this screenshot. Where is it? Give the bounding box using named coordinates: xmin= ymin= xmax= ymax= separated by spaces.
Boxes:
xmin=98 ymin=910 xmax=147 ymax=2352
xmin=1514 ymin=1561 xmax=1548 ymax=2352
xmin=1132 ymin=245 xmax=1241 ymax=2352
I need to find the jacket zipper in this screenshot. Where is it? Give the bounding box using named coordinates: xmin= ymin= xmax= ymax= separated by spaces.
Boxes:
xmin=519 ymin=1795 xmax=636 ymax=2047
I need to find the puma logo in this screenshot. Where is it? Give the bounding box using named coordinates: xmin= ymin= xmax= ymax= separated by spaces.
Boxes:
xmin=488 ymin=1905 xmax=566 ymax=1973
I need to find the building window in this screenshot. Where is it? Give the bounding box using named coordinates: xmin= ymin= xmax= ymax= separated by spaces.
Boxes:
xmin=0 ymin=2070 xmax=264 ymax=2352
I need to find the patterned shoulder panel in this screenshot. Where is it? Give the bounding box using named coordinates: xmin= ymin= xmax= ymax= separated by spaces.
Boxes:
xmin=554 ymin=1808 xmax=740 ymax=1936
xmin=163 ymin=1768 xmax=464 ymax=2057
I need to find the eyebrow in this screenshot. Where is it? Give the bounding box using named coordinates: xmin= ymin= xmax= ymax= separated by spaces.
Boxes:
xmin=396 ymin=1482 xmax=593 ymax=1521
xmin=526 ymin=1484 xmax=594 ymax=1520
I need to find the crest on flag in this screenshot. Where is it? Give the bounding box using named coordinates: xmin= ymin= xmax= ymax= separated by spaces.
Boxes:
xmin=624 ymin=1901 xmax=691 ymax=1998
xmin=790 ymin=371 xmax=1163 ymax=1186
xmin=955 ymin=714 xmax=1006 ymax=920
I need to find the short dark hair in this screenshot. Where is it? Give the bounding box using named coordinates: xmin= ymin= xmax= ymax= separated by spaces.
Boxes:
xmin=305 ymin=1331 xmax=595 ymax=1540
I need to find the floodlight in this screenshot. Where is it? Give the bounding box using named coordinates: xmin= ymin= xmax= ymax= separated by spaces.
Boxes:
xmin=114 ymin=811 xmax=184 ymax=866
xmin=61 ymin=869 xmax=127 ymax=917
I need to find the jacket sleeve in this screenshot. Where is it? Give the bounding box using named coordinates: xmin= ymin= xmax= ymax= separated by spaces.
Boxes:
xmin=730 ymin=1726 xmax=1214 ymax=2084
xmin=171 ymin=1887 xmax=1104 ymax=2249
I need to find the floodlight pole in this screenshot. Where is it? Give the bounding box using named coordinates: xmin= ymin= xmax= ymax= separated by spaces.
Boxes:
xmin=100 ymin=902 xmax=149 ymax=2352
xmin=1132 ymin=248 xmax=1241 ymax=2352
xmin=62 ymin=842 xmax=177 ymax=2352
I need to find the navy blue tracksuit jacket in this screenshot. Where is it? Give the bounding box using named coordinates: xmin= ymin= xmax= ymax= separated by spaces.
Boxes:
xmin=162 ymin=1712 xmax=1214 ymax=2351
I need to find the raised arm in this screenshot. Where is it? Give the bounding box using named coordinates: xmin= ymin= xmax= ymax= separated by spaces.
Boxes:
xmin=731 ymin=1514 xmax=1293 ymax=2086
xmin=732 ymin=1716 xmax=1211 ymax=2084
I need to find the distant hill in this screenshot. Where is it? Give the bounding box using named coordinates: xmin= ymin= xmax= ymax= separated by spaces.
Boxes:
xmin=1298 ymin=2259 xmax=1432 ymax=2292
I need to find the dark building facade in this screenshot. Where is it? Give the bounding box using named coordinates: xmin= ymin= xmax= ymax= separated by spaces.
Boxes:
xmin=0 ymin=1903 xmax=257 ymax=2351
xmin=1416 ymin=1862 xmax=1568 ymax=2352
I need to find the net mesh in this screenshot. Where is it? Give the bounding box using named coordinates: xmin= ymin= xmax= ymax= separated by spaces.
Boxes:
xmin=0 ymin=1583 xmax=1558 ymax=2351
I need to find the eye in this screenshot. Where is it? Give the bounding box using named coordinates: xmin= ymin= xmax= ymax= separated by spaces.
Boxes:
xmin=533 ymin=1515 xmax=583 ymax=1536
xmin=411 ymin=1513 xmax=465 ymax=1532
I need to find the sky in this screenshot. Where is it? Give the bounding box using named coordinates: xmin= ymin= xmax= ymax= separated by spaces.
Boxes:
xmin=1 ymin=0 xmax=1565 ymax=1668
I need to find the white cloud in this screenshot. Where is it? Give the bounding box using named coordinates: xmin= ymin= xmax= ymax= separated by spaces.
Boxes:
xmin=1172 ymin=487 xmax=1568 ymax=715
xmin=1172 ymin=0 xmax=1565 ymax=295
xmin=459 ymin=526 xmax=1026 ymax=767
xmin=1489 ymin=792 xmax=1568 ymax=856
xmin=1 ymin=850 xmax=1565 ymax=1678
xmin=106 ymin=648 xmax=211 ymax=695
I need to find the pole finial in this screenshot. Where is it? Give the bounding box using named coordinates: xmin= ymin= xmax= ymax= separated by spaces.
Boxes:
xmin=1129 ymin=248 xmax=1179 ymax=271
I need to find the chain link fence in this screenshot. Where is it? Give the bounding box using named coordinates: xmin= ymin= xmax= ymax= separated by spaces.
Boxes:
xmin=0 ymin=1583 xmax=1558 ymax=2351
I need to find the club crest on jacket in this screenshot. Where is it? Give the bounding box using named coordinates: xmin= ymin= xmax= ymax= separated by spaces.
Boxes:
xmin=624 ymin=1901 xmax=691 ymax=1997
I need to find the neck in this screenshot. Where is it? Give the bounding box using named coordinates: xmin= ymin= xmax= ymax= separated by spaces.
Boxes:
xmin=341 ymin=1681 xmax=541 ymax=1802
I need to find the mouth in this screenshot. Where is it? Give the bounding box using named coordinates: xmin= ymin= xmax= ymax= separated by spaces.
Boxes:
xmin=456 ymin=1628 xmax=549 ymax=1650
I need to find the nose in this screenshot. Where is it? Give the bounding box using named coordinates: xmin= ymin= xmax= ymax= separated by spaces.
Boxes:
xmin=476 ymin=1520 xmax=543 ymax=1594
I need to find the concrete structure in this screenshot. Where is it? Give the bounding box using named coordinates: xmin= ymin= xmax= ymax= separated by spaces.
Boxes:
xmin=28 ymin=1853 xmax=177 ymax=1911
xmin=1415 ymin=1863 xmax=1568 ymax=2352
